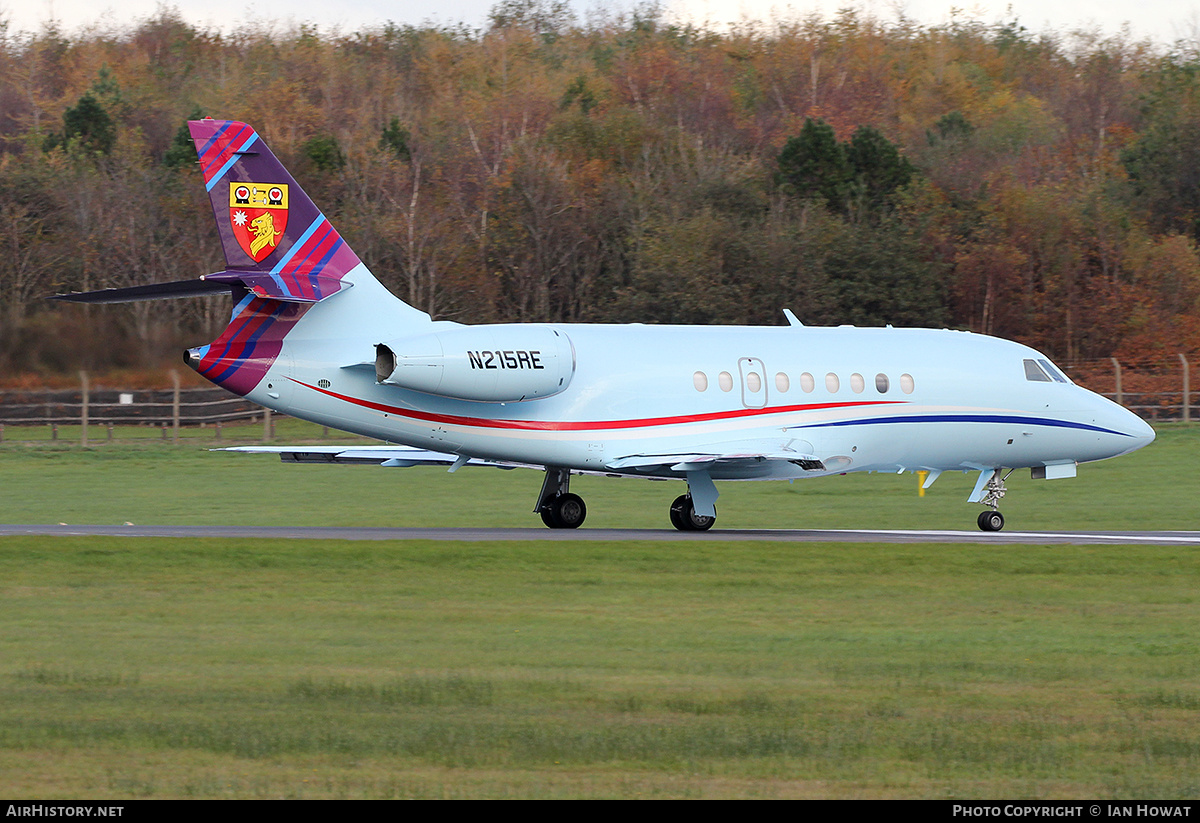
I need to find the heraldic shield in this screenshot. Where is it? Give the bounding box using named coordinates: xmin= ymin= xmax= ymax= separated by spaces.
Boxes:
xmin=229 ymin=182 xmax=289 ymax=262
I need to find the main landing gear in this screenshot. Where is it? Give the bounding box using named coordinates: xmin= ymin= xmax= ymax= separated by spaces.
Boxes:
xmin=670 ymin=494 xmax=715 ymax=531
xmin=974 ymin=468 xmax=1011 ymax=532
xmin=535 ymin=467 xmax=587 ymax=529
xmin=534 ymin=467 xmax=720 ymax=531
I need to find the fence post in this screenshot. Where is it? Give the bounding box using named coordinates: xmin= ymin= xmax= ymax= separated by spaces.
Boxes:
xmin=263 ymin=407 xmax=272 ymax=442
xmin=1111 ymin=357 xmax=1122 ymax=407
xmin=171 ymin=370 xmax=181 ymax=445
xmin=79 ymin=371 xmax=89 ymax=446
xmin=1182 ymin=353 xmax=1191 ymax=424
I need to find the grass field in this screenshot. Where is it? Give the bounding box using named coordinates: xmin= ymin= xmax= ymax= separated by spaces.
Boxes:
xmin=1 ymin=420 xmax=1197 ymax=531
xmin=0 ymin=424 xmax=1198 ymax=798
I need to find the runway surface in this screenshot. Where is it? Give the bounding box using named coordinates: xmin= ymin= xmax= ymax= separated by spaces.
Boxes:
xmin=2 ymin=524 xmax=1199 ymax=544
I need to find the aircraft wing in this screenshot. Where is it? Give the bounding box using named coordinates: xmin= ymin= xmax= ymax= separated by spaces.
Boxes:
xmin=218 ymin=445 xmax=526 ymax=470
xmin=221 ymin=440 xmax=826 ymax=476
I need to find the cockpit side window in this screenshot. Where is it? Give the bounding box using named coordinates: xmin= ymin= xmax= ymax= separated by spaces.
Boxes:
xmin=1023 ymin=359 xmax=1053 ymax=382
xmin=1037 ymin=358 xmax=1071 ymax=383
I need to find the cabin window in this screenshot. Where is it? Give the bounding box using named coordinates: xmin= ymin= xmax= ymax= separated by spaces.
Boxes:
xmin=693 ymin=371 xmax=708 ymax=391
xmin=825 ymin=372 xmax=840 ymax=393
xmin=850 ymin=373 xmax=865 ymax=393
xmin=1024 ymin=359 xmax=1052 ymax=382
xmin=800 ymin=372 xmax=815 ymax=393
xmin=900 ymin=373 xmax=915 ymax=394
xmin=875 ymin=373 xmax=889 ymax=393
xmin=718 ymin=371 xmax=734 ymax=392
xmin=775 ymin=372 xmax=790 ymax=392
xmin=746 ymin=371 xmax=762 ymax=393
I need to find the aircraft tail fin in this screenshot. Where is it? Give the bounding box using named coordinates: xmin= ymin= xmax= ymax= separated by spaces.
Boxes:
xmin=184 ymin=120 xmax=433 ymax=396
xmin=189 ymin=118 xmax=361 ymax=297
xmin=53 ymin=119 xmax=431 ymax=398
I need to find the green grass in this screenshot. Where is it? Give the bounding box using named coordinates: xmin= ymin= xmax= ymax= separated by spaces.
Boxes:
xmin=0 ymin=421 xmax=1196 ymax=530
xmin=1 ymin=536 xmax=1199 ymax=798
xmin=0 ymin=424 xmax=1198 ymax=798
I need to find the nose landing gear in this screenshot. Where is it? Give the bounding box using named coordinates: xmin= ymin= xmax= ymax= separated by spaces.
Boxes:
xmin=977 ymin=509 xmax=1005 ymax=532
xmin=973 ymin=468 xmax=1011 ymax=531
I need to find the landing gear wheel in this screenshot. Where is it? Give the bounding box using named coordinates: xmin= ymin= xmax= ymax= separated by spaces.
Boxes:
xmin=669 ymin=502 xmax=685 ymax=530
xmin=541 ymin=493 xmax=586 ymax=529
xmin=670 ymin=494 xmax=715 ymax=532
xmin=977 ymin=510 xmax=1005 ymax=532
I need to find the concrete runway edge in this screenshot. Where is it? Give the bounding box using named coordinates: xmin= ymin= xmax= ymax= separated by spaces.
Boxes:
xmin=2 ymin=524 xmax=1199 ymax=545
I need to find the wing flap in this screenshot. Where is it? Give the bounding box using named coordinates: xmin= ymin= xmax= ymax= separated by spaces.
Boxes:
xmin=607 ymin=443 xmax=825 ymax=473
xmin=217 ymin=445 xmax=524 ymax=469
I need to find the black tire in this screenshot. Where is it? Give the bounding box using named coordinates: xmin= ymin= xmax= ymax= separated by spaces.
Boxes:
xmin=668 ymin=495 xmax=686 ymax=530
xmin=548 ymin=493 xmax=586 ymax=529
xmin=670 ymin=494 xmax=715 ymax=531
xmin=977 ymin=510 xmax=1004 ymax=532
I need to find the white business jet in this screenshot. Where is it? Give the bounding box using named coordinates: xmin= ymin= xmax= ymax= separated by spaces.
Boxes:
xmin=54 ymin=120 xmax=1155 ymax=531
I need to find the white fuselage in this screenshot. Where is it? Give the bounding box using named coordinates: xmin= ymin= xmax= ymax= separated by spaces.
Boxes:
xmin=240 ymin=266 xmax=1154 ymax=481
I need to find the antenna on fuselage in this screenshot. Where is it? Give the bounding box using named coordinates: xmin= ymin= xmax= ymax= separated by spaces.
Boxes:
xmin=782 ymin=309 xmax=804 ymax=327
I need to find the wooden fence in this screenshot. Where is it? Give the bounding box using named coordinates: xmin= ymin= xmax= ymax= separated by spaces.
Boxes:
xmin=1067 ymin=354 xmax=1194 ymax=423
xmin=0 ymin=371 xmax=273 ymax=443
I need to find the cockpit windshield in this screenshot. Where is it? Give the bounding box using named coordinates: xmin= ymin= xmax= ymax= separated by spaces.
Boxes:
xmin=1024 ymin=358 xmax=1071 ymax=383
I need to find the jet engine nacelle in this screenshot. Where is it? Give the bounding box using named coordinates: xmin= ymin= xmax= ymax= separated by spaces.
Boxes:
xmin=375 ymin=325 xmax=575 ymax=402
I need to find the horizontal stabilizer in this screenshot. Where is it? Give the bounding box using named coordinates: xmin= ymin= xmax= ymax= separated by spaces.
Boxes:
xmin=202 ymin=271 xmax=351 ymax=303
xmin=51 ymin=270 xmax=352 ymax=305
xmin=50 ymin=278 xmax=232 ymax=304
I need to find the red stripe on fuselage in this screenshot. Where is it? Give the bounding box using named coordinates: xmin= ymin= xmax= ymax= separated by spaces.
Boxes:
xmin=289 ymin=378 xmax=906 ymax=432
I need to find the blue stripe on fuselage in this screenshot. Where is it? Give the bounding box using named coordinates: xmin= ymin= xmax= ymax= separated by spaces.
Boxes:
xmin=790 ymin=414 xmax=1130 ymax=437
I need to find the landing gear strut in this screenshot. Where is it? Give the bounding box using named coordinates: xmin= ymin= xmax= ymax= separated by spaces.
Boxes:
xmin=974 ymin=468 xmax=1011 ymax=532
xmin=669 ymin=494 xmax=715 ymax=531
xmin=535 ymin=467 xmax=586 ymax=529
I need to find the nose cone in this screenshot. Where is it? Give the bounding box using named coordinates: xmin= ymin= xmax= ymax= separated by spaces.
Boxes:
xmin=1097 ymin=396 xmax=1155 ymax=458
xmin=1123 ymin=409 xmax=1156 ymax=454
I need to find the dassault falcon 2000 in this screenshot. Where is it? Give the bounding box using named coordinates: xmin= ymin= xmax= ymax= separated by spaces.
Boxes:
xmin=54 ymin=119 xmax=1155 ymax=532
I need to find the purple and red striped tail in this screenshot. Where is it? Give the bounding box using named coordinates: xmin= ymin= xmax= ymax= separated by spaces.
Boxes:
xmin=188 ymin=119 xmax=361 ymax=294
xmin=186 ymin=119 xmax=363 ymax=395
